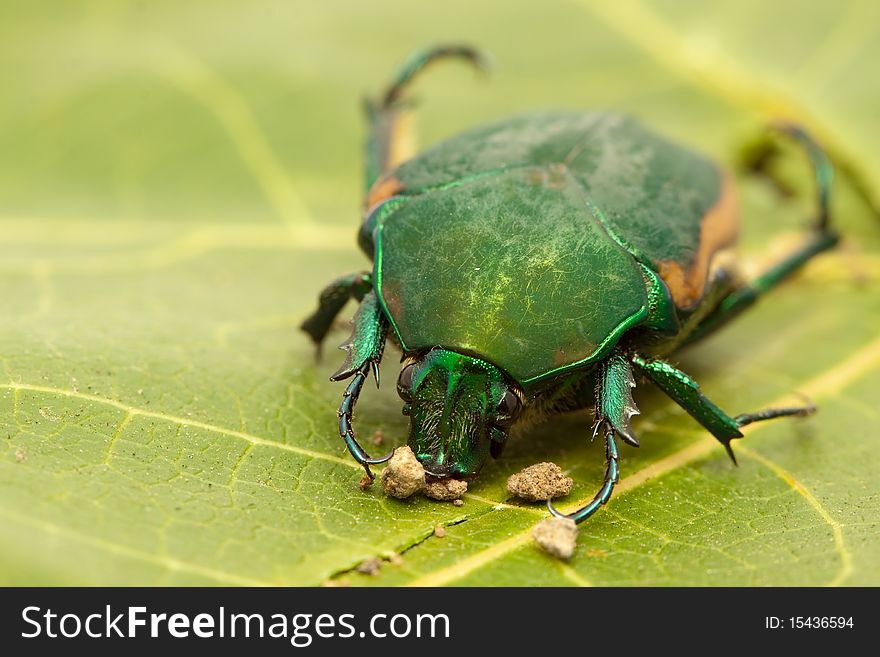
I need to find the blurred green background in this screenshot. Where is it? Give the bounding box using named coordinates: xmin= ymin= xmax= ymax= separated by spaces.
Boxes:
xmin=0 ymin=0 xmax=877 ymax=586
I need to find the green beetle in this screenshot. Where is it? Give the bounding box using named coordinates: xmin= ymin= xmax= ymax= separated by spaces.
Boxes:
xmin=302 ymin=46 xmax=837 ymax=524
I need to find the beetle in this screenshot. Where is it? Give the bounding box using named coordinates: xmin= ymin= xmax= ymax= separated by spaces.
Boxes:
xmin=301 ymin=45 xmax=838 ymax=524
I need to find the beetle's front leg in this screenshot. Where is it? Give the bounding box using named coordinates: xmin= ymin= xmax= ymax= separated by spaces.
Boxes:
xmin=330 ymin=290 xmax=392 ymax=481
xmin=547 ymin=352 xmax=635 ymax=524
xmin=300 ymin=272 xmax=372 ymax=353
xmin=548 ymin=421 xmax=620 ymax=525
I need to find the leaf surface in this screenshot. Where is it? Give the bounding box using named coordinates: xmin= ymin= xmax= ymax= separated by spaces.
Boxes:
xmin=0 ymin=0 xmax=878 ymax=586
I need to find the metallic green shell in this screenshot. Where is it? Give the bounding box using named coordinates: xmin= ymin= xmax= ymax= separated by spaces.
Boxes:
xmin=371 ymin=112 xmax=726 ymax=384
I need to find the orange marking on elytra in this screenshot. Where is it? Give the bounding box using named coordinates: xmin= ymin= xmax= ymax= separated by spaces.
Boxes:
xmin=659 ymin=171 xmax=740 ymax=309
xmin=366 ymin=174 xmax=405 ymax=210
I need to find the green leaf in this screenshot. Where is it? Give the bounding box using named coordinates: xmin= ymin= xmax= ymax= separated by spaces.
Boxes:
xmin=1 ymin=0 xmax=878 ymax=586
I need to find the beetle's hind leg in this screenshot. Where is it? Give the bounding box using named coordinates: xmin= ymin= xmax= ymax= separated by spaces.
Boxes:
xmin=300 ymin=272 xmax=372 ymax=354
xmin=741 ymin=123 xmax=832 ymax=229
xmin=364 ymin=45 xmax=488 ymax=191
xmin=684 ymin=124 xmax=838 ymax=345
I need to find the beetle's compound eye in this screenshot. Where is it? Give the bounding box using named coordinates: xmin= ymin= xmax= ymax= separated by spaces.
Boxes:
xmin=494 ymin=389 xmax=521 ymax=428
xmin=396 ymin=363 xmax=416 ymax=401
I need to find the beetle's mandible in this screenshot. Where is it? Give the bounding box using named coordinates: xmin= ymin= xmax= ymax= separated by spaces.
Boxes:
xmin=302 ymin=46 xmax=837 ymax=525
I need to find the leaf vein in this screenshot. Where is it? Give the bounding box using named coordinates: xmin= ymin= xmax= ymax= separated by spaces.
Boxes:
xmin=405 ymin=334 xmax=880 ymax=586
xmin=1 ymin=382 xmax=358 ymax=470
xmin=0 ymin=506 xmax=270 ymax=587
xmin=737 ymin=446 xmax=853 ymax=587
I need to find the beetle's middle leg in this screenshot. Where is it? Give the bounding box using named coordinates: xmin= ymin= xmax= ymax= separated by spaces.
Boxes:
xmin=300 ymin=272 xmax=372 ymax=353
xmin=631 ymin=353 xmax=814 ymax=464
xmin=683 ymin=124 xmax=839 ymax=345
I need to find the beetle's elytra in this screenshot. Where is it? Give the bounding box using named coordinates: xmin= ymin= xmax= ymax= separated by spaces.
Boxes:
xmin=302 ymin=46 xmax=837 ymax=525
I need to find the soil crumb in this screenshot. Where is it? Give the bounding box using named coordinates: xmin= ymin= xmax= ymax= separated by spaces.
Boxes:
xmin=433 ymin=525 xmax=446 ymax=538
xmin=381 ymin=446 xmax=425 ymax=499
xmin=507 ymin=462 xmax=573 ymax=501
xmin=372 ymin=430 xmax=385 ymax=446
xmin=358 ymin=473 xmax=374 ymax=490
xmin=424 ymin=476 xmax=468 ymax=501
xmin=355 ymin=557 xmax=382 ymax=576
xmin=532 ymin=517 xmax=578 ymax=560
xmin=452 ymin=499 xmax=465 ymax=507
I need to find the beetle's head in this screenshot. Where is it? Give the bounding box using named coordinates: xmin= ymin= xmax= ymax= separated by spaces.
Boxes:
xmin=396 ymin=348 xmax=524 ymax=479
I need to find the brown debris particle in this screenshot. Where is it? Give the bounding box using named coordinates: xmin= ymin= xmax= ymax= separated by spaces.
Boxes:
xmin=507 ymin=462 xmax=573 ymax=501
xmin=387 ymin=553 xmax=403 ymax=566
xmin=433 ymin=525 xmax=446 ymax=538
xmin=380 ymin=446 xmax=425 ymax=499
xmin=14 ymin=448 xmax=27 ymax=463
xmin=355 ymin=557 xmax=382 ymax=576
xmin=452 ymin=499 xmax=464 ymax=507
xmin=358 ymin=473 xmax=374 ymax=490
xmin=372 ymin=430 xmax=385 ymax=446
xmin=532 ymin=517 xmax=578 ymax=560
xmin=424 ymin=476 xmax=468 ymax=501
